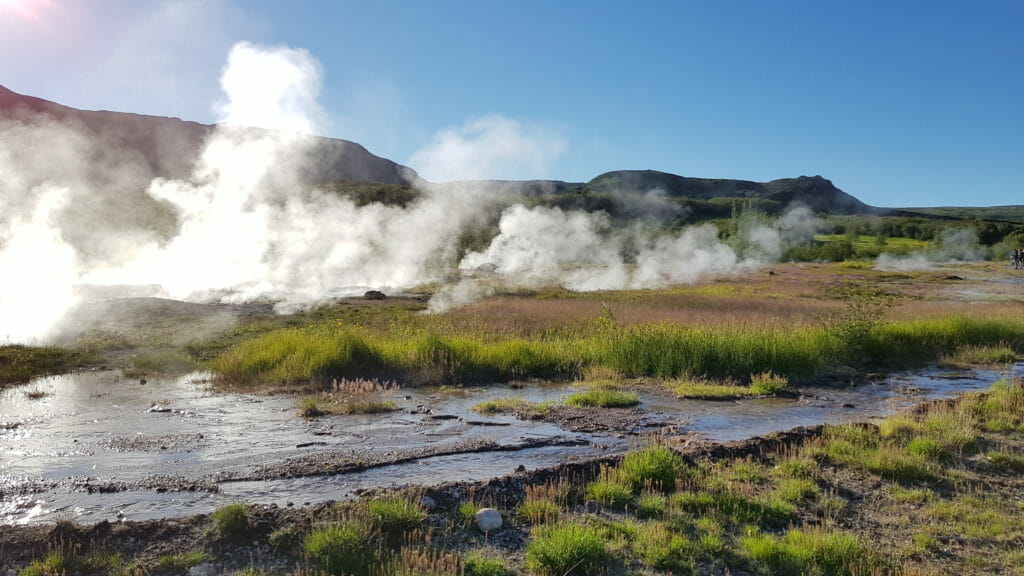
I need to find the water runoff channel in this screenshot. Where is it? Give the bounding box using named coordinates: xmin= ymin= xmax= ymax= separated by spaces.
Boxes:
xmin=2 ymin=362 xmax=1021 ymax=525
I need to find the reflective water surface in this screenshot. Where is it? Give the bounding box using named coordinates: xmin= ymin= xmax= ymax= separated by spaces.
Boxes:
xmin=2 ymin=362 xmax=1020 ymax=524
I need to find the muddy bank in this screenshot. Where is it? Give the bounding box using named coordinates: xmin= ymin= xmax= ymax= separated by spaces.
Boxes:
xmin=3 ymin=364 xmax=1020 ymax=525
xmin=0 ymin=426 xmax=823 ymax=574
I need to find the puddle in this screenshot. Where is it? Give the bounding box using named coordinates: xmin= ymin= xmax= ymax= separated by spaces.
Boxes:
xmin=2 ymin=363 xmax=1020 ymax=525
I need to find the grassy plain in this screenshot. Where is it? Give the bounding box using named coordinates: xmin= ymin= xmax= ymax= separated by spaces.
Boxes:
xmin=7 ymin=261 xmax=1020 ymax=390
xmin=207 ymin=262 xmax=1024 ymax=390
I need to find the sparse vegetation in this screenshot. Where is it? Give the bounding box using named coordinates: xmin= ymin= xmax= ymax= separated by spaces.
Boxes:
xmin=6 ymin=378 xmax=1024 ymax=575
xmin=0 ymin=344 xmax=95 ymax=387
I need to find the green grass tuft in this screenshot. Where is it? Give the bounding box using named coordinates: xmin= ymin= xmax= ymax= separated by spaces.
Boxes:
xmin=210 ymin=502 xmax=251 ymax=540
xmin=526 ymin=523 xmax=608 ymax=576
xmin=303 ymin=522 xmax=377 ymax=576
xmin=367 ymin=496 xmax=426 ymax=534
xmin=463 ymin=550 xmax=509 ymax=576
xmin=564 ymin=388 xmax=639 ymax=408
xmin=585 ymin=478 xmax=633 ymax=509
xmin=741 ymin=528 xmax=872 ymax=576
xmin=620 ymin=446 xmax=686 ymax=491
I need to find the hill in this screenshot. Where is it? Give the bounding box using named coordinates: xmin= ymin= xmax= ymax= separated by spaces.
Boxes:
xmin=582 ymin=170 xmax=876 ymax=215
xmin=3 ymin=85 xmax=990 ymax=222
xmin=0 ymin=84 xmax=418 ymax=186
xmin=895 ymin=205 xmax=1024 ymax=224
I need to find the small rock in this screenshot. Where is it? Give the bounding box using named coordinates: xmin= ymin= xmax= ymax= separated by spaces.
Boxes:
xmin=139 ymin=378 xmax=147 ymax=385
xmin=515 ymin=464 xmax=527 ymax=473
xmin=583 ymin=500 xmax=600 ymax=514
xmin=841 ymin=402 xmax=855 ymax=408
xmin=474 ymin=507 xmax=503 ymax=532
xmin=364 ymin=290 xmax=387 ymax=300
xmin=419 ymin=495 xmax=437 ymax=510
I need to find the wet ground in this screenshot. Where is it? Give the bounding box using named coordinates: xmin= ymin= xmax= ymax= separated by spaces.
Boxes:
xmin=2 ymin=362 xmax=1021 ymax=525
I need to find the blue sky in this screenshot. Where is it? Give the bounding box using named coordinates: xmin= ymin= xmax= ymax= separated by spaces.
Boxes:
xmin=2 ymin=0 xmax=1022 ymax=207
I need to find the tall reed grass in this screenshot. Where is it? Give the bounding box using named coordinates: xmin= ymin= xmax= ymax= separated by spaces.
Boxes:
xmin=210 ymin=315 xmax=1024 ymax=387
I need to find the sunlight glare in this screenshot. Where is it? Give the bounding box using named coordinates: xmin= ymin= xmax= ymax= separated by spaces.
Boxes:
xmin=0 ymin=0 xmax=49 ymax=20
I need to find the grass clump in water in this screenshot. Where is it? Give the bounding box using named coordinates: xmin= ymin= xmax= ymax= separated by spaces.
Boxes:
xmin=672 ymin=377 xmax=760 ymax=400
xmin=564 ymin=387 xmax=639 ymax=408
xmin=471 ymin=397 xmax=552 ymax=417
xmin=525 ymin=522 xmax=608 ymax=576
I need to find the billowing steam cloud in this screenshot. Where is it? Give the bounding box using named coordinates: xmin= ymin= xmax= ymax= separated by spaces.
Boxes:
xmin=0 ymin=41 xmax=821 ymax=344
xmin=875 ymin=228 xmax=986 ymax=271
xmin=428 ymin=204 xmax=820 ymax=312
xmin=409 ymin=114 xmax=567 ymax=182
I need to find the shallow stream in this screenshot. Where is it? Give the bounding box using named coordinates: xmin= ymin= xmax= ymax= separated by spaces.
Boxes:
xmin=2 ymin=363 xmax=1020 ymax=525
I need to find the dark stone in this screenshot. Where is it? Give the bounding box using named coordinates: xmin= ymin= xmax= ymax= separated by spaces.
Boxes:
xmin=364 ymin=290 xmax=387 ymax=300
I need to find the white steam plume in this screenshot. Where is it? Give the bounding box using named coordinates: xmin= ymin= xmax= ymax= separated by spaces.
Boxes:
xmin=408 ymin=114 xmax=567 ymax=182
xmin=0 ymin=39 xmax=824 ymax=343
xmin=427 ymin=203 xmax=822 ymax=312
xmin=875 ymin=227 xmax=986 ymax=271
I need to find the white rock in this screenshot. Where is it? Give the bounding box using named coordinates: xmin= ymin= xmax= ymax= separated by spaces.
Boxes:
xmin=474 ymin=507 xmax=503 ymax=532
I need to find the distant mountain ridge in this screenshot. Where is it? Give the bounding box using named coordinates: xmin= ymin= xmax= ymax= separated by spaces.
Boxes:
xmin=0 ymin=85 xmax=878 ymax=215
xmin=581 ymin=170 xmax=874 ymax=215
xmin=0 ymin=84 xmax=418 ymax=186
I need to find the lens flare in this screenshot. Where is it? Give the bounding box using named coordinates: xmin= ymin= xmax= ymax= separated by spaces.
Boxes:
xmin=0 ymin=0 xmax=51 ymax=20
